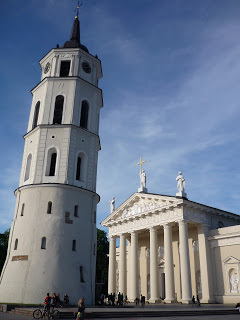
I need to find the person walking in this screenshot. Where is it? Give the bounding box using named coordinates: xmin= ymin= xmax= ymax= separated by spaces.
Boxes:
xmin=192 ymin=295 xmax=196 ymax=306
xmin=196 ymin=295 xmax=201 ymax=307
xmin=76 ymin=297 xmax=85 ymax=319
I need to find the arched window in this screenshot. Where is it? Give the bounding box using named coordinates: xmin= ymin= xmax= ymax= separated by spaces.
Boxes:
xmin=80 ymin=101 xmax=89 ymax=129
xmin=75 ymin=152 xmax=87 ymax=182
xmin=41 ymin=237 xmax=46 ymax=249
xmin=53 ymin=95 xmax=64 ymax=124
xmin=72 ymin=240 xmax=76 ymax=251
xmin=32 ymin=101 xmax=40 ymax=129
xmin=76 ymin=156 xmax=82 ymax=181
xmin=47 ymin=201 xmax=52 ymax=214
xmin=49 ymin=153 xmax=57 ymax=176
xmin=24 ymin=154 xmax=32 ymax=181
xmin=14 ymin=239 xmax=18 ymax=250
xmin=45 ymin=148 xmax=57 ymax=176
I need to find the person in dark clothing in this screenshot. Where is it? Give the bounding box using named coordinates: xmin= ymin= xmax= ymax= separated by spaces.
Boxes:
xmin=56 ymin=293 xmax=63 ymax=307
xmin=64 ymin=293 xmax=69 ymax=306
xmin=140 ymin=294 xmax=145 ymax=307
xmin=196 ymin=295 xmax=201 ymax=307
xmin=192 ymin=296 xmax=196 ymax=306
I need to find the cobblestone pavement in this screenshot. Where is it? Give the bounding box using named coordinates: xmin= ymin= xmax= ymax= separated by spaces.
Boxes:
xmin=1 ymin=313 xmax=240 ymax=320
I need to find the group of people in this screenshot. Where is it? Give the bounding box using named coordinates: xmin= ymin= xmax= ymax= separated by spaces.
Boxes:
xmin=192 ymin=295 xmax=201 ymax=307
xmin=100 ymin=292 xmax=128 ymax=306
xmin=43 ymin=293 xmax=85 ymax=319
xmin=43 ymin=292 xmax=70 ymax=313
xmin=135 ymin=294 xmax=146 ymax=307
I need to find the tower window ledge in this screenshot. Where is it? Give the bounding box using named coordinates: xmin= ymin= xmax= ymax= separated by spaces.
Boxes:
xmin=43 ymin=176 xmax=58 ymax=184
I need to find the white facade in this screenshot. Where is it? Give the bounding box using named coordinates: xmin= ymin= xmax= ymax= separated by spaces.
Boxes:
xmin=102 ymin=192 xmax=240 ymax=304
xmin=0 ymin=16 xmax=103 ymax=304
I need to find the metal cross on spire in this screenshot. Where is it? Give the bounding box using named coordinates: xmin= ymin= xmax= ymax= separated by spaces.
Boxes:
xmin=137 ymin=156 xmax=146 ymax=174
xmin=75 ymin=1 xmax=83 ymax=19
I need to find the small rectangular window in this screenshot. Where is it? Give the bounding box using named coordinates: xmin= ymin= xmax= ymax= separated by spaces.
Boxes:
xmin=80 ymin=266 xmax=85 ymax=282
xmin=72 ymin=240 xmax=76 ymax=251
xmin=93 ymin=243 xmax=96 ymax=255
xmin=93 ymin=211 xmax=96 ymax=224
xmin=21 ymin=203 xmax=25 ymax=216
xmin=47 ymin=201 xmax=52 ymax=214
xmin=74 ymin=205 xmax=79 ymax=217
xmin=60 ymin=61 xmax=71 ymax=77
xmin=14 ymin=239 xmax=18 ymax=250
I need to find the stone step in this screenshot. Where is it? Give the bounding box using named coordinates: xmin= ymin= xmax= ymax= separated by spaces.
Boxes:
xmin=7 ymin=307 xmax=239 ymax=319
xmin=87 ymin=309 xmax=238 ymax=318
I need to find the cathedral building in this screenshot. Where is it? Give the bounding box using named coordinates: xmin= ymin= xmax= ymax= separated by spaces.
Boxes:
xmin=0 ymin=11 xmax=102 ymax=304
xmin=102 ymin=168 xmax=240 ymax=304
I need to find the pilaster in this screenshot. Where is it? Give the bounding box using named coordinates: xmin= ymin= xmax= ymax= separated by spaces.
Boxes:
xmin=198 ymin=224 xmax=215 ymax=303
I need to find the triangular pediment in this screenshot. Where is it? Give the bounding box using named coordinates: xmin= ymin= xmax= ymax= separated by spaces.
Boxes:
xmin=101 ymin=192 xmax=183 ymax=226
xmin=222 ymin=256 xmax=240 ymax=264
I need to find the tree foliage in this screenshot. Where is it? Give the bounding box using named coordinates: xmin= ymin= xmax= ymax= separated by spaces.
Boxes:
xmin=0 ymin=229 xmax=10 ymax=273
xmin=96 ymin=228 xmax=109 ymax=285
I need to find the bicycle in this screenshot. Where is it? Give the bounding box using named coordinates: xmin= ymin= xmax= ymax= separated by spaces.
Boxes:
xmin=33 ymin=307 xmax=60 ymax=319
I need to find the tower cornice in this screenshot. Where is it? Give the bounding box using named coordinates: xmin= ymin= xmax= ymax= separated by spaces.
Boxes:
xmin=23 ymin=124 xmax=101 ymax=151
xmin=14 ymin=183 xmax=100 ymax=203
xmin=39 ymin=48 xmax=102 ymax=69
xmin=31 ymin=76 xmax=103 ymax=105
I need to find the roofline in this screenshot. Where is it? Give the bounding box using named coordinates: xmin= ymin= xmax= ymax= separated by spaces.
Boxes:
xmin=101 ymin=192 xmax=240 ymax=225
xmin=101 ymin=192 xmax=181 ymax=225
xmin=140 ymin=192 xmax=240 ymax=217
xmin=39 ymin=47 xmax=102 ymax=65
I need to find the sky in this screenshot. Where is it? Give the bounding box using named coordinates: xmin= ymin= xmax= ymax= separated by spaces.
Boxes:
xmin=1 ymin=0 xmax=240 ymax=234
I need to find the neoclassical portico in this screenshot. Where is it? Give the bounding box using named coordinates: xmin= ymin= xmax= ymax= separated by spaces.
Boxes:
xmin=102 ymin=190 xmax=240 ymax=303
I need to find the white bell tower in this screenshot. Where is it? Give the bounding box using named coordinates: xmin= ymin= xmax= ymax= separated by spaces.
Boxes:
xmin=0 ymin=12 xmax=103 ymax=304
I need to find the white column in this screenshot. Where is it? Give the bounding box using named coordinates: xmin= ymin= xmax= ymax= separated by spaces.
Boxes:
xmin=119 ymin=233 xmax=127 ymax=296
xmin=130 ymin=232 xmax=138 ymax=301
xmin=198 ymin=224 xmax=214 ymax=303
xmin=149 ymin=227 xmax=160 ymax=302
xmin=178 ymin=220 xmax=192 ymax=303
xmin=108 ymin=236 xmax=116 ymax=294
xmin=164 ymin=224 xmax=176 ymax=303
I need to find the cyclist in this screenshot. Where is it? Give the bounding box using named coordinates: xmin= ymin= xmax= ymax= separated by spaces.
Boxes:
xmin=43 ymin=293 xmax=51 ymax=316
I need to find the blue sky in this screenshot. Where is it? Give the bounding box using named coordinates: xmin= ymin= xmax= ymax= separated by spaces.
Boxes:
xmin=1 ymin=0 xmax=240 ymax=233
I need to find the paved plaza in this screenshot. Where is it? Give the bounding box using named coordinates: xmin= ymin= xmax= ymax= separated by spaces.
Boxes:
xmin=0 ymin=303 xmax=240 ymax=320
xmin=1 ymin=313 xmax=240 ymax=320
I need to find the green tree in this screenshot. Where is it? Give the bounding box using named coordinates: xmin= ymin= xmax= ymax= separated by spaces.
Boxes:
xmin=96 ymin=228 xmax=109 ymax=289
xmin=0 ymin=229 xmax=10 ymax=273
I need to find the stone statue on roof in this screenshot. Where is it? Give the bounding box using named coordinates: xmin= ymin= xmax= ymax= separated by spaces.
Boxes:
xmin=109 ymin=197 xmax=115 ymax=213
xmin=176 ymin=172 xmax=187 ymax=198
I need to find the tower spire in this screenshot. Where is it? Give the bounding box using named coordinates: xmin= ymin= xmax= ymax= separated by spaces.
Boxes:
xmin=62 ymin=1 xmax=88 ymax=52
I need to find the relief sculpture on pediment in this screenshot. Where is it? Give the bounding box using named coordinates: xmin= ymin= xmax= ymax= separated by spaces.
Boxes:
xmin=121 ymin=200 xmax=167 ymax=219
